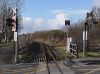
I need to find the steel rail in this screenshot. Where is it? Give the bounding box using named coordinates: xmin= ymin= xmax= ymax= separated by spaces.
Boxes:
xmin=45 ymin=44 xmax=63 ymax=74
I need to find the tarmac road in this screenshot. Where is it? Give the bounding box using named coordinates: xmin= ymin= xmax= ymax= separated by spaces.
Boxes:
xmin=70 ymin=57 xmax=100 ymax=74
xmin=0 ymin=59 xmax=100 ymax=74
xmin=0 ymin=63 xmax=38 ymax=74
xmin=0 ymin=62 xmax=74 ymax=74
xmin=0 ymin=45 xmax=14 ymax=64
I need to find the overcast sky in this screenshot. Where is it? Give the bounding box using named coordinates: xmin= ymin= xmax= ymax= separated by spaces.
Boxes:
xmin=21 ymin=0 xmax=100 ymax=34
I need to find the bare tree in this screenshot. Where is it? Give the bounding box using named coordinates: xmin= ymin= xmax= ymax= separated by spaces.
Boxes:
xmin=0 ymin=0 xmax=23 ymax=42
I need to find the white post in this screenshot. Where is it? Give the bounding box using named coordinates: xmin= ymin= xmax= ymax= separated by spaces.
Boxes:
xmin=14 ymin=31 xmax=18 ymax=63
xmin=67 ymin=38 xmax=70 ymax=52
xmin=83 ymin=31 xmax=85 ymax=58
xmin=66 ymin=25 xmax=70 ymax=53
xmin=83 ymin=31 xmax=87 ymax=58
xmin=65 ymin=20 xmax=70 ymax=58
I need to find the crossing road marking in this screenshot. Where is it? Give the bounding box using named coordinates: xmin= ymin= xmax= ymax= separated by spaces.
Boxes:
xmin=84 ymin=68 xmax=100 ymax=74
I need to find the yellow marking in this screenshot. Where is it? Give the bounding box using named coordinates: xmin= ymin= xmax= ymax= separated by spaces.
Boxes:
xmin=37 ymin=67 xmax=46 ymax=72
xmin=84 ymin=68 xmax=100 ymax=74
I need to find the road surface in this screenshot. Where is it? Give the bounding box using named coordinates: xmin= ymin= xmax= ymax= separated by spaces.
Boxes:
xmin=0 ymin=45 xmax=14 ymax=64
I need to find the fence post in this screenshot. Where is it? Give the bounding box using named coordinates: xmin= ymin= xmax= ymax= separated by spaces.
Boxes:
xmin=76 ymin=45 xmax=78 ymax=58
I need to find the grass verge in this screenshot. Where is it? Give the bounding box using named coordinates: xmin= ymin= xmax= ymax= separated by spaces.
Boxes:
xmin=0 ymin=41 xmax=14 ymax=47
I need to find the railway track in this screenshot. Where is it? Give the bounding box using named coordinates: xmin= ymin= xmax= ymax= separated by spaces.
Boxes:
xmin=18 ymin=42 xmax=64 ymax=74
xmin=41 ymin=43 xmax=64 ymax=74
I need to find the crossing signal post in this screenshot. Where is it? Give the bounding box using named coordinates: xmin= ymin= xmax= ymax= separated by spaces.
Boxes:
xmin=6 ymin=8 xmax=18 ymax=63
xmin=65 ymin=20 xmax=70 ymax=56
xmin=13 ymin=8 xmax=18 ymax=64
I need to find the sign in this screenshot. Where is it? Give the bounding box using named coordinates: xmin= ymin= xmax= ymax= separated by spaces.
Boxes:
xmin=83 ymin=31 xmax=85 ymax=40
xmin=69 ymin=37 xmax=72 ymax=42
xmin=65 ymin=20 xmax=70 ymax=25
xmin=12 ymin=8 xmax=16 ymax=32
xmin=83 ymin=31 xmax=87 ymax=40
xmin=86 ymin=31 xmax=87 ymax=40
xmin=66 ymin=38 xmax=70 ymax=52
xmin=12 ymin=25 xmax=16 ymax=32
xmin=14 ymin=32 xmax=17 ymax=41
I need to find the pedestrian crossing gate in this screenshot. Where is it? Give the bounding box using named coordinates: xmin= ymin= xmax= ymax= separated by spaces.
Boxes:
xmin=66 ymin=38 xmax=77 ymax=57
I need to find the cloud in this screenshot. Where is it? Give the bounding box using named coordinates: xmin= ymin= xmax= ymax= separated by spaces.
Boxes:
xmin=48 ymin=12 xmax=68 ymax=29
xmin=22 ymin=17 xmax=45 ymax=33
xmin=21 ymin=17 xmax=33 ymax=33
xmin=56 ymin=12 xmax=68 ymax=24
xmin=34 ymin=17 xmax=45 ymax=26
xmin=48 ymin=9 xmax=90 ymax=29
xmin=21 ymin=9 xmax=90 ymax=33
xmin=22 ymin=12 xmax=68 ymax=33
xmin=48 ymin=19 xmax=58 ymax=29
xmin=52 ymin=9 xmax=90 ymax=15
xmin=22 ymin=17 xmax=45 ymax=26
xmin=93 ymin=0 xmax=100 ymax=7
xmin=22 ymin=17 xmax=33 ymax=25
